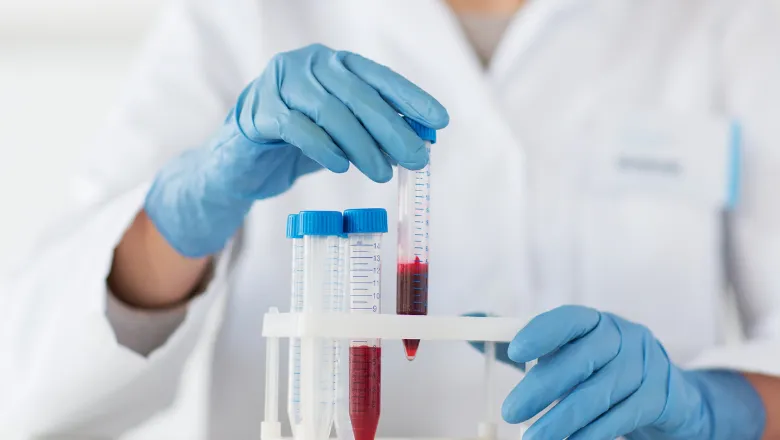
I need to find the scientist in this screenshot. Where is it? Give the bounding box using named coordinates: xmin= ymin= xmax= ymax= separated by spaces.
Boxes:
xmin=4 ymin=0 xmax=780 ymax=438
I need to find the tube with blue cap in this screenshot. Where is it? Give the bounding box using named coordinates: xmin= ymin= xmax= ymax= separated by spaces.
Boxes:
xmin=397 ymin=118 xmax=436 ymax=361
xmin=298 ymin=211 xmax=343 ymax=440
xmin=285 ymin=214 xmax=305 ymax=436
xmin=343 ymin=209 xmax=387 ymax=440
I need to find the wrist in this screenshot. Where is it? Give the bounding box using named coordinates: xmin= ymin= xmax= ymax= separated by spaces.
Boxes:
xmin=664 ymin=369 xmax=765 ymax=440
xmin=109 ymin=210 xmax=213 ymax=309
xmin=638 ymin=366 xmax=711 ymax=439
xmin=144 ymin=148 xmax=252 ymax=258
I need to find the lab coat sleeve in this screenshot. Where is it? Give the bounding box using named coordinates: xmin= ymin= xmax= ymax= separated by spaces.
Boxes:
xmin=686 ymin=0 xmax=780 ymax=375
xmin=0 ymin=0 xmax=265 ymax=436
xmin=105 ymin=285 xmax=189 ymax=357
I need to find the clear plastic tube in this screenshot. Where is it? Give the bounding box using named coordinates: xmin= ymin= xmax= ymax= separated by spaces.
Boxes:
xmin=299 ymin=211 xmax=342 ymax=440
xmin=397 ymin=140 xmax=431 ymax=361
xmin=347 ymin=231 xmax=383 ymax=440
xmin=286 ymin=215 xmax=304 ymax=436
xmin=334 ymin=235 xmax=353 ymax=440
xmin=341 ymin=208 xmax=387 ymax=440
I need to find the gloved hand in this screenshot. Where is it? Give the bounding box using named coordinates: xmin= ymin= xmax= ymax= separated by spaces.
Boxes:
xmin=145 ymin=44 xmax=448 ymax=257
xmin=497 ymin=306 xmax=765 ymax=440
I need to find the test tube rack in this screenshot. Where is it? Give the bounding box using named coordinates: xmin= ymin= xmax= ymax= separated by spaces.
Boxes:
xmin=260 ymin=309 xmax=528 ymax=440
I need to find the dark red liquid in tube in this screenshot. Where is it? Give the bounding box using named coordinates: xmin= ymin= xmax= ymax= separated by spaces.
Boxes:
xmin=396 ymin=258 xmax=428 ymax=360
xmin=349 ymin=346 xmax=381 ymax=440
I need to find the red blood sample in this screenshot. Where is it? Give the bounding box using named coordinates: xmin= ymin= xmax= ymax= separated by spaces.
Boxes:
xmin=349 ymin=346 xmax=381 ymax=440
xmin=403 ymin=339 xmax=419 ymax=360
xmin=396 ymin=257 xmax=428 ymax=360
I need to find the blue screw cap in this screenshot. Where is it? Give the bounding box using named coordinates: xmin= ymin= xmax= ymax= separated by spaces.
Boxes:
xmin=343 ymin=208 xmax=388 ymax=234
xmin=298 ymin=211 xmax=343 ymax=236
xmin=286 ymin=214 xmax=302 ymax=239
xmin=404 ymin=117 xmax=436 ymax=144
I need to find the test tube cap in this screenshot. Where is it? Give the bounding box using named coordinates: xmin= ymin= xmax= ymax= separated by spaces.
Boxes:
xmin=285 ymin=214 xmax=302 ymax=239
xmin=404 ymin=116 xmax=437 ymax=144
xmin=298 ymin=211 xmax=343 ymax=236
xmin=343 ymin=208 xmax=388 ymax=234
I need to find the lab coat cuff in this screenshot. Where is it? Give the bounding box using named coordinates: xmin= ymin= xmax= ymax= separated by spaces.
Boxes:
xmin=105 ymin=291 xmax=189 ymax=357
xmin=683 ymin=340 xmax=780 ymax=376
xmin=84 ymin=181 xmax=241 ymax=360
xmin=103 ymin=227 xmax=242 ymax=360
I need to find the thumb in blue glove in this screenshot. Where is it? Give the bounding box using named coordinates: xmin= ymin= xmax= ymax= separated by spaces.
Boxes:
xmin=498 ymin=306 xmax=765 ymax=440
xmin=145 ymin=44 xmax=449 ymax=257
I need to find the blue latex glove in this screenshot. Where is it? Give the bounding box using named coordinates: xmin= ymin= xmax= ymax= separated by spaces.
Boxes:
xmin=145 ymin=44 xmax=448 ymax=257
xmin=499 ymin=306 xmax=765 ymax=440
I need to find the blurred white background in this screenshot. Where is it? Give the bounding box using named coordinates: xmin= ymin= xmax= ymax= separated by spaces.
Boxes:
xmin=0 ymin=1 xmax=216 ymax=438
xmin=0 ymin=0 xmax=160 ymax=267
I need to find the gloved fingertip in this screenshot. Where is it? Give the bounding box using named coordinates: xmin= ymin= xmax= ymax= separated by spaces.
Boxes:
xmin=397 ymin=160 xmax=426 ymax=172
xmin=501 ymin=398 xmax=521 ymax=425
xmin=331 ymin=164 xmax=350 ymax=174
xmin=406 ymin=96 xmax=449 ymax=129
xmin=426 ymin=105 xmax=450 ymax=129
xmin=374 ymin=173 xmax=393 ymax=184
xmin=365 ymin=166 xmax=393 ymax=183
xmin=395 ymin=139 xmax=429 ymax=171
xmin=507 ymin=338 xmax=535 ymax=364
xmin=323 ymin=157 xmax=350 ymax=174
xmin=497 ymin=345 xmax=523 ymax=369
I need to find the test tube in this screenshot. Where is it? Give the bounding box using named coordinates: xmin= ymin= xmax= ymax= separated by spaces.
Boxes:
xmin=344 ymin=209 xmax=387 ymax=440
xmin=286 ymin=214 xmax=304 ymax=436
xmin=298 ymin=211 xmax=342 ymax=440
xmin=334 ymin=230 xmax=353 ymax=440
xmin=397 ymin=118 xmax=436 ymax=361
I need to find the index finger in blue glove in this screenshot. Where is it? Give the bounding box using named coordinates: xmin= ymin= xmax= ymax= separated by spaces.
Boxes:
xmin=507 ymin=305 xmax=601 ymax=363
xmin=520 ymin=317 xmax=647 ymax=438
xmin=501 ymin=312 xmax=620 ymax=424
xmin=233 ymin=81 xmax=350 ymax=175
xmin=316 ymin=51 xmax=429 ymax=171
xmin=281 ymin=58 xmax=394 ymax=182
xmin=342 ymin=51 xmax=450 ymax=129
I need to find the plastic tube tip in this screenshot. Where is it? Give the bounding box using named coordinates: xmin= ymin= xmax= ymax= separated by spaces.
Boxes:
xmin=403 ymin=339 xmax=420 ymax=360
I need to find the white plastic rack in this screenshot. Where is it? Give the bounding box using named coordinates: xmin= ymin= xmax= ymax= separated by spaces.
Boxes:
xmin=261 ymin=309 xmax=527 ymax=440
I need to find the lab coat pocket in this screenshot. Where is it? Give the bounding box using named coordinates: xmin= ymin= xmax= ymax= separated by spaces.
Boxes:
xmin=578 ymin=113 xmax=741 ymax=209
xmin=573 ymin=113 xmax=740 ymax=361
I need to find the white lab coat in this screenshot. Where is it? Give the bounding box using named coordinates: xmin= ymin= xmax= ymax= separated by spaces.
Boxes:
xmin=4 ymin=0 xmax=780 ymax=438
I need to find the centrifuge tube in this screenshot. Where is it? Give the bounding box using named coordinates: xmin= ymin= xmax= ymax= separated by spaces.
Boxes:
xmin=334 ymin=230 xmax=353 ymax=440
xmin=344 ymin=209 xmax=387 ymax=440
xmin=286 ymin=214 xmax=305 ymax=436
xmin=397 ymin=118 xmax=436 ymax=361
xmin=299 ymin=211 xmax=342 ymax=440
